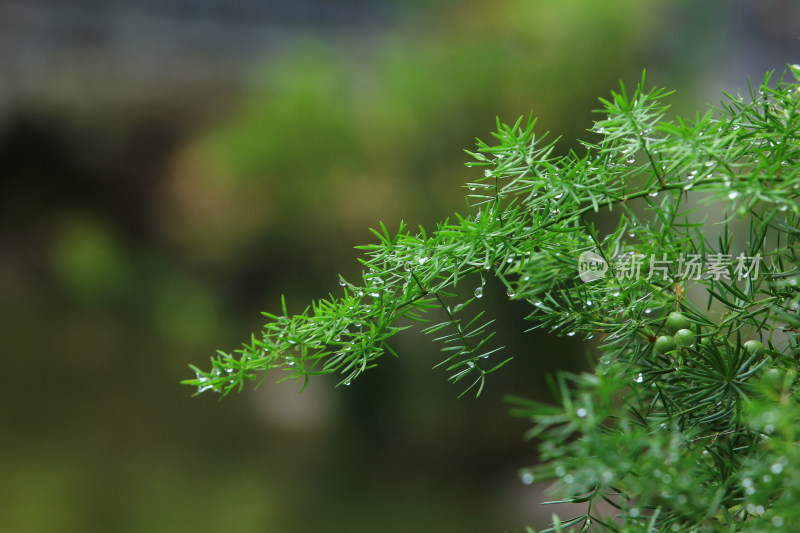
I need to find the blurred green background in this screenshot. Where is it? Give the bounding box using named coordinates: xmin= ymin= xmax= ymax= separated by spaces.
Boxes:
xmin=1 ymin=1 xmax=797 ymax=531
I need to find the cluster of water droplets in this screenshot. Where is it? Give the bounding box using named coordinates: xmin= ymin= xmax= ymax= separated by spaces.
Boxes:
xmin=195 ymin=373 xmax=216 ymax=393
xmin=621 ymin=146 xmax=637 ymax=166
xmin=195 ymin=362 xmax=241 ymax=394
xmin=737 ymin=455 xmax=789 ymax=524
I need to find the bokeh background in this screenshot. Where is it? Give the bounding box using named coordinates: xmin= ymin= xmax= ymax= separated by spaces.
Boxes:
xmin=1 ymin=1 xmax=798 ymax=531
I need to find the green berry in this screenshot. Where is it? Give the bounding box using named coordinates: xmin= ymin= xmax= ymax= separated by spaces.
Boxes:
xmin=655 ymin=335 xmax=677 ymax=354
xmin=743 ymin=340 xmax=765 ymax=356
xmin=762 ymin=368 xmax=783 ymax=391
xmin=674 ymin=329 xmax=695 ymax=347
xmin=665 ymin=312 xmax=691 ymax=333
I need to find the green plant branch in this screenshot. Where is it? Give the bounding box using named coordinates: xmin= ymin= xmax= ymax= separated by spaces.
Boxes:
xmin=185 ymin=66 xmax=800 ymax=532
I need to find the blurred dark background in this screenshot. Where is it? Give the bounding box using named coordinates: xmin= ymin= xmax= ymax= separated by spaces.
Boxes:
xmin=1 ymin=1 xmax=797 ymax=531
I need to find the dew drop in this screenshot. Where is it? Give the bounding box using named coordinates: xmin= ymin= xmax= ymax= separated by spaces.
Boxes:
xmin=507 ymin=287 xmax=516 ymax=298
xmin=728 ymin=191 xmax=739 ymax=200
xmin=634 ymin=372 xmax=644 ymax=383
xmin=648 ymin=191 xmax=659 ymax=197
xmin=196 ymin=375 xmax=212 ymax=393
xmin=484 ymin=169 xmax=493 ymax=178
xmin=576 ymin=408 xmax=587 ymax=418
xmin=474 ymin=286 xmax=484 ymax=298
xmin=566 ymin=331 xmax=576 ymax=337
xmin=521 ymin=472 xmax=534 ymax=485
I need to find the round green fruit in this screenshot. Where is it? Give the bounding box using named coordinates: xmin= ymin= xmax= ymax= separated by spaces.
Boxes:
xmin=674 ymin=329 xmax=696 ymax=347
xmin=743 ymin=340 xmax=765 ymax=356
xmin=665 ymin=312 xmax=691 ymax=333
xmin=655 ymin=335 xmax=677 ymax=354
xmin=762 ymin=368 xmax=783 ymax=391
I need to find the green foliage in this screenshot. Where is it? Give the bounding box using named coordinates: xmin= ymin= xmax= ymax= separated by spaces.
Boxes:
xmin=185 ymin=66 xmax=800 ymax=531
